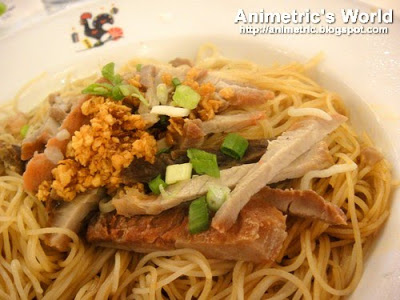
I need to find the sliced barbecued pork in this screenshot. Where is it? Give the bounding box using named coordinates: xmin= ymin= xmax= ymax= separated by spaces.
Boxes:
xmin=121 ymin=139 xmax=270 ymax=184
xmin=136 ymin=64 xmax=274 ymax=111
xmin=201 ymin=111 xmax=265 ymax=134
xmin=113 ymin=141 xmax=333 ymax=216
xmin=177 ymin=112 xmax=265 ymax=150
xmin=87 ymin=197 xmax=287 ymax=264
xmin=216 ymin=81 xmax=275 ymax=107
xmin=254 ymin=186 xmax=347 ymax=225
xmin=0 ymin=142 xmax=24 ymax=175
xmin=23 ymin=96 xmax=89 ymax=193
xmin=212 ymin=114 xmax=347 ymax=233
xmin=46 ymin=189 xmax=102 ymax=251
xmin=198 ymin=72 xmax=275 ymax=107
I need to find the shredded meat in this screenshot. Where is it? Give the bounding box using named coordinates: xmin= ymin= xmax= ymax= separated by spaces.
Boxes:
xmin=39 ymin=97 xmax=157 ymax=202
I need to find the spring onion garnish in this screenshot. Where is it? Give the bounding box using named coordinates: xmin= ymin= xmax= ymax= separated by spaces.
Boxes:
xmin=82 ymin=62 xmax=148 ymax=105
xmin=187 ymin=148 xmax=220 ymax=178
xmin=156 ymin=83 xmax=168 ymax=105
xmin=148 ymin=175 xmax=168 ymax=195
xmin=189 ymin=196 xmax=210 ymax=234
xmin=172 ymin=85 xmax=201 ymax=110
xmin=159 ymin=115 xmax=169 ymax=127
xmin=136 ymin=63 xmax=142 ymax=71
xmin=101 ymin=62 xmax=122 ymax=85
xmin=206 ymin=184 xmax=230 ymax=212
xmin=172 ymin=77 xmax=181 ymax=87
xmin=119 ymin=84 xmax=149 ymax=106
xmin=150 ymin=105 xmax=190 ymax=117
xmin=82 ymin=83 xmax=113 ymax=97
xmin=156 ymin=147 xmax=171 ymax=155
xmin=165 ymin=163 xmax=192 ymax=185
xmin=0 ymin=2 xmax=7 ymax=16
xmin=111 ymin=85 xmax=124 ymax=101
xmin=220 ymin=133 xmax=249 ymax=160
xmin=20 ymin=124 xmax=29 ymax=138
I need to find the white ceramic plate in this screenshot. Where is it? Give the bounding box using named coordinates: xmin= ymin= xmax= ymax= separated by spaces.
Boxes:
xmin=1 ymin=0 xmax=399 ymax=298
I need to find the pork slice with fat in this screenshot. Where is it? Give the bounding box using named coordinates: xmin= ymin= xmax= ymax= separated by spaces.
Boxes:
xmin=46 ymin=189 xmax=102 ymax=251
xmin=178 ymin=112 xmax=265 ymax=150
xmin=212 ymin=114 xmax=347 ymax=232
xmin=199 ymin=71 xmax=275 ymax=107
xmin=113 ymin=141 xmax=333 ymax=216
xmin=254 ymin=186 xmax=347 ymax=225
xmin=201 ymin=111 xmax=266 ymax=134
xmin=87 ymin=198 xmax=287 ymax=264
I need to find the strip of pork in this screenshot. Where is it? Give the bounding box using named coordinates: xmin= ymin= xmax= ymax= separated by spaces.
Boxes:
xmin=23 ymin=96 xmax=89 ymax=193
xmin=198 ymin=71 xmax=275 ymax=107
xmin=212 ymin=114 xmax=347 ymax=232
xmin=113 ymin=141 xmax=333 ymax=216
xmin=46 ymin=189 xmax=102 ymax=251
xmin=87 ymin=198 xmax=287 ymax=264
xmin=121 ymin=139 xmax=269 ymax=184
xmin=254 ymin=186 xmax=347 ymax=225
xmin=136 ymin=64 xmax=274 ymax=111
xmin=178 ymin=112 xmax=265 ymax=149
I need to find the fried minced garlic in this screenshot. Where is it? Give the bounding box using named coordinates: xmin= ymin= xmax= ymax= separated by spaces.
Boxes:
xmin=161 ymin=73 xmax=173 ymax=86
xmin=219 ymin=87 xmax=235 ymax=100
xmin=37 ymin=180 xmax=51 ymax=202
xmin=39 ymin=96 xmax=157 ymax=201
xmin=165 ymin=117 xmax=185 ymax=146
xmin=128 ymin=74 xmax=142 ymax=88
xmin=184 ymin=68 xmax=223 ymax=121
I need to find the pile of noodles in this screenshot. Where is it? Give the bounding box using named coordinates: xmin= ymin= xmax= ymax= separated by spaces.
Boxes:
xmin=0 ymin=44 xmax=392 ymax=299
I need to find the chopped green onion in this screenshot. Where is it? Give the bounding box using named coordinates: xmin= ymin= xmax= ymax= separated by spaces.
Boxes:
xmin=148 ymin=175 xmax=167 ymax=195
xmin=172 ymin=85 xmax=201 ymax=110
xmin=206 ymin=184 xmax=230 ymax=212
xmin=220 ymin=133 xmax=249 ymax=160
xmin=0 ymin=2 xmax=7 ymax=16
xmin=119 ymin=84 xmax=149 ymax=106
xmin=172 ymin=77 xmax=181 ymax=87
xmin=101 ymin=62 xmax=122 ymax=85
xmin=136 ymin=64 xmax=143 ymax=71
xmin=156 ymin=147 xmax=171 ymax=155
xmin=189 ymin=196 xmax=209 ymax=234
xmin=82 ymin=83 xmax=113 ymax=97
xmin=156 ymin=83 xmax=168 ymax=105
xmin=20 ymin=124 xmax=29 ymax=138
xmin=159 ymin=115 xmax=169 ymax=127
xmin=187 ymin=148 xmax=220 ymax=178
xmin=101 ymin=62 xmax=115 ymax=81
xmin=165 ymin=163 xmax=192 ymax=185
xmin=111 ymin=85 xmax=124 ymax=101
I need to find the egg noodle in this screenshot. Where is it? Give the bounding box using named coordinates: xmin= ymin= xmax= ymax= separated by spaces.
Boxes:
xmin=0 ymin=44 xmax=392 ymax=299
